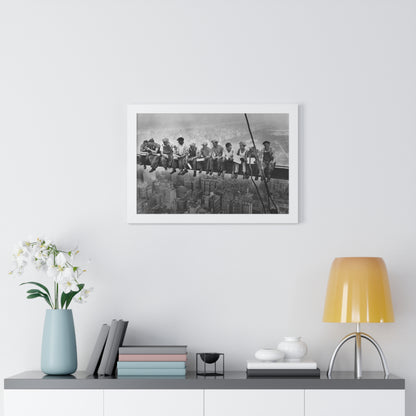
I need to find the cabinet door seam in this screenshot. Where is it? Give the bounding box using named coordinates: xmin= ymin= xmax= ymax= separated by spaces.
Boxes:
xmin=303 ymin=389 xmax=305 ymax=416
xmin=203 ymin=389 xmax=205 ymax=416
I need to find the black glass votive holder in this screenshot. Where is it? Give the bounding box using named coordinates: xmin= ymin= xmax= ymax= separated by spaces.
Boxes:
xmin=196 ymin=353 xmax=224 ymax=376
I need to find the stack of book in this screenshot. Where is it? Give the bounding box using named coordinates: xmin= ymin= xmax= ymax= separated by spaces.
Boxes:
xmin=117 ymin=345 xmax=187 ymax=378
xmin=246 ymin=360 xmax=320 ymax=378
xmin=86 ymin=319 xmax=129 ymax=376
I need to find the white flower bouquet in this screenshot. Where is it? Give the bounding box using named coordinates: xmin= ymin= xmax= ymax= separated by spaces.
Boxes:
xmin=9 ymin=237 xmax=93 ymax=309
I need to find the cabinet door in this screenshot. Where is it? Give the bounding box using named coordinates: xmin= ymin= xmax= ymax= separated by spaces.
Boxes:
xmin=305 ymin=389 xmax=405 ymax=416
xmin=4 ymin=390 xmax=103 ymax=416
xmin=205 ymin=389 xmax=304 ymax=416
xmin=104 ymin=390 xmax=203 ymax=416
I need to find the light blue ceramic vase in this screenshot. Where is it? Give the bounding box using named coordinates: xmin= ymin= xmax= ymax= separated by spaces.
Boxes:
xmin=41 ymin=309 xmax=77 ymax=375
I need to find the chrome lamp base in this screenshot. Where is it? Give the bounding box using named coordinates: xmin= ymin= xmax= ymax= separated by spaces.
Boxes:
xmin=327 ymin=323 xmax=390 ymax=379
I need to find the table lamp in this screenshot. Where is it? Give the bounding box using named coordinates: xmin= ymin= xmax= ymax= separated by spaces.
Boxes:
xmin=323 ymin=257 xmax=394 ymax=379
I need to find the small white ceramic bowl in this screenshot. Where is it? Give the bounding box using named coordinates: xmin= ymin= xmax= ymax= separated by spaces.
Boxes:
xmin=254 ymin=349 xmax=285 ymax=362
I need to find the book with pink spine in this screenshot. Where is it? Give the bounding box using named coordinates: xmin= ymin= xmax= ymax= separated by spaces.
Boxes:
xmin=119 ymin=354 xmax=187 ymax=362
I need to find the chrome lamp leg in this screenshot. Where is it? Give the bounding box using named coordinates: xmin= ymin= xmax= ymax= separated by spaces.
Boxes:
xmin=327 ymin=324 xmax=390 ymax=379
xmin=354 ymin=323 xmax=362 ymax=379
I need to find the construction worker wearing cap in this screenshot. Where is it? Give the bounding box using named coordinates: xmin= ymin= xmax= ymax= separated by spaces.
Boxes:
xmin=186 ymin=142 xmax=199 ymax=177
xmin=172 ymin=137 xmax=189 ymax=175
xmin=139 ymin=140 xmax=150 ymax=169
xmin=208 ymin=139 xmax=224 ymax=176
xmin=260 ymin=140 xmax=275 ymax=181
xmin=196 ymin=141 xmax=211 ymax=173
xmin=246 ymin=146 xmax=260 ymax=180
xmin=233 ymin=141 xmax=248 ymax=179
xmin=147 ymin=138 xmax=161 ymax=172
xmin=161 ymin=138 xmax=174 ymax=170
xmin=223 ymin=142 xmax=234 ymax=174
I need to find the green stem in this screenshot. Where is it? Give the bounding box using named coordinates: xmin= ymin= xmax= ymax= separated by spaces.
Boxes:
xmin=54 ymin=282 xmax=59 ymax=309
xmin=53 ymin=252 xmax=58 ymax=309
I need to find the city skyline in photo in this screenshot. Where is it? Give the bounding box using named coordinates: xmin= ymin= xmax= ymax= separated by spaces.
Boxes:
xmin=137 ymin=168 xmax=289 ymax=215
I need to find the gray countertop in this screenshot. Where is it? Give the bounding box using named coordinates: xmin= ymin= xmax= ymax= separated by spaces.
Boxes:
xmin=4 ymin=371 xmax=405 ymax=390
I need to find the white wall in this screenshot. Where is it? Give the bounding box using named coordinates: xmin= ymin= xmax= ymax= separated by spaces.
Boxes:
xmin=0 ymin=0 xmax=415 ymax=413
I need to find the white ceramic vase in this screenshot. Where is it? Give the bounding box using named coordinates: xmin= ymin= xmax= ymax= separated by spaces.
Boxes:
xmin=277 ymin=337 xmax=307 ymax=362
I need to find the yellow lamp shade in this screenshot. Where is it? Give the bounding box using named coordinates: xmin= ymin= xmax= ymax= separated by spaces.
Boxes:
xmin=323 ymin=257 xmax=394 ymax=323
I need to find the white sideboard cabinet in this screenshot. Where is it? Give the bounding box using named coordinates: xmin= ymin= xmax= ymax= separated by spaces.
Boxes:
xmin=104 ymin=390 xmax=203 ymax=416
xmin=4 ymin=389 xmax=103 ymax=416
xmin=4 ymin=371 xmax=405 ymax=416
xmin=205 ymin=389 xmax=304 ymax=416
xmin=305 ymin=389 xmax=405 ymax=416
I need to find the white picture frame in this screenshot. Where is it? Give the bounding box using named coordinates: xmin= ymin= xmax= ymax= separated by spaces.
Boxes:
xmin=127 ymin=104 xmax=298 ymax=224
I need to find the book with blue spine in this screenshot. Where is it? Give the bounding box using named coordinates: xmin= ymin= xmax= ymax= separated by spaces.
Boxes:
xmin=117 ymin=368 xmax=186 ymax=376
xmin=117 ymin=361 xmax=186 ymax=369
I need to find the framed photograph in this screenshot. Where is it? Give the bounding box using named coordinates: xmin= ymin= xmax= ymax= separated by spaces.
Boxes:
xmin=127 ymin=104 xmax=298 ymax=224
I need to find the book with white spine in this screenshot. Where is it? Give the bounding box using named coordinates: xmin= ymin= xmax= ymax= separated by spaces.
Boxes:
xmin=247 ymin=360 xmax=317 ymax=370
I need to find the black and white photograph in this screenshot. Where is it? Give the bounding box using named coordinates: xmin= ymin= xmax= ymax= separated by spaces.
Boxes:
xmin=127 ymin=105 xmax=298 ymax=223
